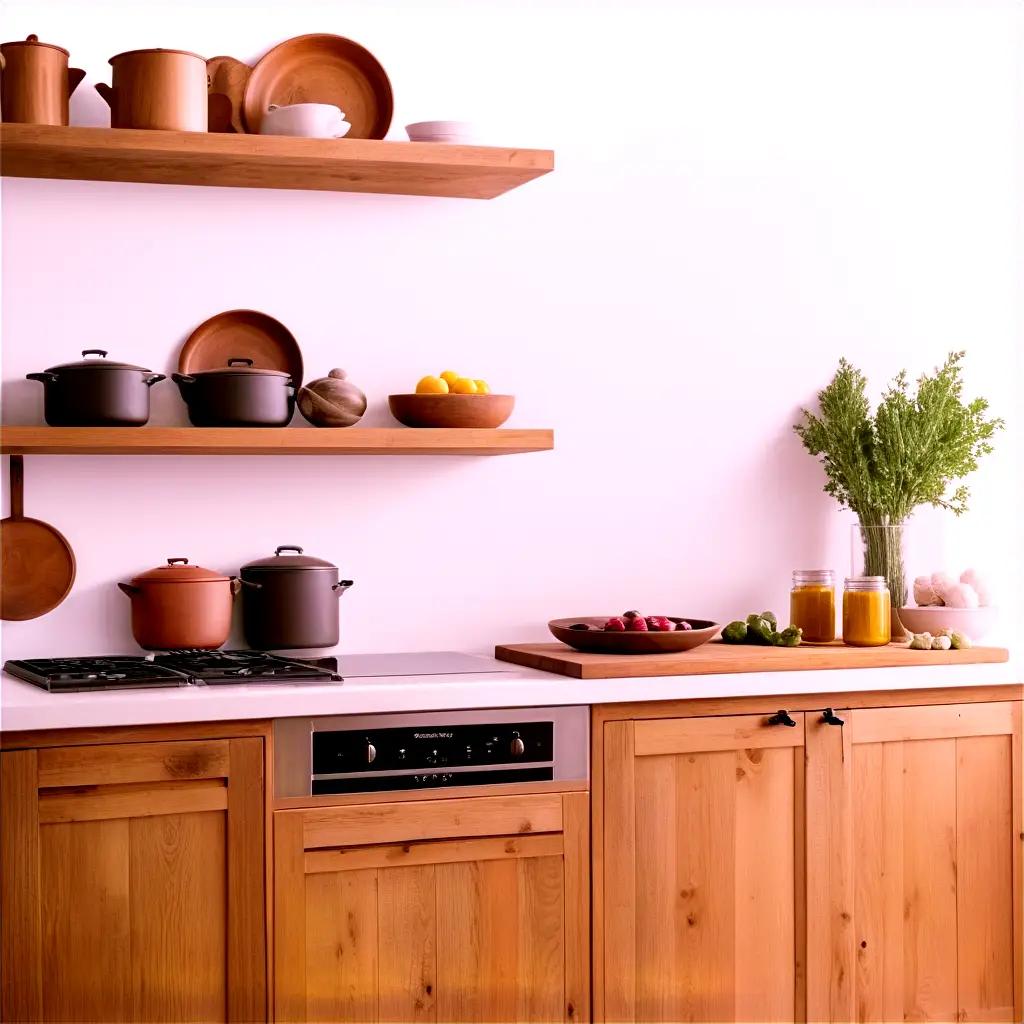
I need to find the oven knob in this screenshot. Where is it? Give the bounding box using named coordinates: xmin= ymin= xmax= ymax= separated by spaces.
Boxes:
xmin=510 ymin=732 xmax=525 ymax=757
xmin=365 ymin=741 xmax=377 ymax=765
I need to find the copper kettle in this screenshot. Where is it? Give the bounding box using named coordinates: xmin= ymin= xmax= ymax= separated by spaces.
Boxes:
xmin=0 ymin=34 xmax=85 ymax=126
xmin=95 ymin=48 xmax=207 ymax=131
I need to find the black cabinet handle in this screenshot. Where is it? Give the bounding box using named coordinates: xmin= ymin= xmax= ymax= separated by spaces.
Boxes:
xmin=821 ymin=708 xmax=845 ymax=726
xmin=767 ymin=710 xmax=797 ymax=727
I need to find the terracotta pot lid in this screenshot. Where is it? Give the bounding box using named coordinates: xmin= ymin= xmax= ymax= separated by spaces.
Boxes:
xmin=109 ymin=47 xmax=205 ymax=63
xmin=188 ymin=358 xmax=291 ymax=379
xmin=45 ymin=349 xmax=153 ymax=373
xmin=242 ymin=545 xmax=337 ymax=571
xmin=1 ymin=35 xmax=70 ymax=57
xmin=133 ymin=558 xmax=230 ymax=583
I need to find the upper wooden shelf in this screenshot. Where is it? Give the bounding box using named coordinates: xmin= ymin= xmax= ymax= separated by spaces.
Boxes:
xmin=0 ymin=124 xmax=554 ymax=199
xmin=0 ymin=426 xmax=553 ymax=456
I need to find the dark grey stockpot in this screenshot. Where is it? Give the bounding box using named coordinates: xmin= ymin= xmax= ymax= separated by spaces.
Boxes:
xmin=240 ymin=546 xmax=353 ymax=650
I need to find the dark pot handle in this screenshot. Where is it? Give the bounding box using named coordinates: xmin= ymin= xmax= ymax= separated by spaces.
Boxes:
xmin=82 ymin=349 xmax=108 ymax=358
xmin=144 ymin=373 xmax=166 ymax=387
xmin=237 ymin=577 xmax=262 ymax=590
xmin=167 ymin=557 xmax=189 ymax=565
xmin=333 ymin=579 xmax=354 ymax=594
xmin=227 ymin=357 xmax=254 ymax=367
xmin=118 ymin=582 xmax=139 ymax=597
xmin=275 ymin=545 xmax=303 ymax=556
xmin=172 ymin=372 xmax=195 ymax=386
xmin=26 ymin=371 xmax=58 ymax=384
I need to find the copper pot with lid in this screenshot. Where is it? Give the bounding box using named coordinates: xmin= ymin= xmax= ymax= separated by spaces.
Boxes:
xmin=118 ymin=557 xmax=239 ymax=650
xmin=0 ymin=34 xmax=85 ymax=125
xmin=96 ymin=48 xmax=207 ymax=131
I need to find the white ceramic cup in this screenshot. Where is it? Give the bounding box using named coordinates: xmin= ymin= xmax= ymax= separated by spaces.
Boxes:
xmin=260 ymin=103 xmax=350 ymax=138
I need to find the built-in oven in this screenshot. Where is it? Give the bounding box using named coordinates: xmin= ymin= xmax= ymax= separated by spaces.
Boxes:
xmin=273 ymin=706 xmax=589 ymax=797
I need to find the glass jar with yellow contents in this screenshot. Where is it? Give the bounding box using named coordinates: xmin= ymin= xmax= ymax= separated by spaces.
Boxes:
xmin=842 ymin=576 xmax=891 ymax=647
xmin=790 ymin=570 xmax=836 ymax=643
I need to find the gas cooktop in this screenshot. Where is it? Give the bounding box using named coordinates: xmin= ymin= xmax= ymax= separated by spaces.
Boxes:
xmin=3 ymin=651 xmax=342 ymax=693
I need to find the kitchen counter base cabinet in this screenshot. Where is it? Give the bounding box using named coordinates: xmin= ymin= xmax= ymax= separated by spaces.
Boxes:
xmin=0 ymin=734 xmax=267 ymax=1023
xmin=593 ymin=689 xmax=1022 ymax=1024
xmin=273 ymin=789 xmax=589 ymax=1022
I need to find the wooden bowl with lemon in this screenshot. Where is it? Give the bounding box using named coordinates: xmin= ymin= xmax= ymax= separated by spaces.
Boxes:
xmin=389 ymin=371 xmax=514 ymax=429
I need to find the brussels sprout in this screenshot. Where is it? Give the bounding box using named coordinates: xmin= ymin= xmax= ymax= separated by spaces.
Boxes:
xmin=778 ymin=625 xmax=802 ymax=647
xmin=761 ymin=610 xmax=778 ymax=630
xmin=745 ymin=614 xmax=775 ymax=645
xmin=721 ymin=621 xmax=748 ymax=644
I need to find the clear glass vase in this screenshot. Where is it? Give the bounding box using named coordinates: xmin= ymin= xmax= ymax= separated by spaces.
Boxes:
xmin=851 ymin=521 xmax=909 ymax=641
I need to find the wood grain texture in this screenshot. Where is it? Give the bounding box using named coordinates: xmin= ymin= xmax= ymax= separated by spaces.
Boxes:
xmin=850 ymin=699 xmax=1015 ymax=743
xmin=561 ymin=791 xmax=590 ymax=1023
xmin=0 ymin=124 xmax=554 ymax=199
xmin=38 ymin=777 xmax=227 ymax=823
xmin=300 ymin=793 xmax=563 ymax=848
xmin=0 ymin=750 xmax=43 ymax=1022
xmin=634 ymin=711 xmax=804 ymax=755
xmin=272 ymin=810 xmax=308 ymax=1023
xmin=377 ymin=865 xmax=436 ymax=1022
xmin=496 ymin=639 xmax=1010 ymax=678
xmin=226 ymin=737 xmax=267 ymax=1023
xmin=0 ymin=424 xmax=554 ymax=456
xmin=37 ymin=738 xmax=229 ymax=787
xmin=1 ymin=718 xmax=272 ymax=751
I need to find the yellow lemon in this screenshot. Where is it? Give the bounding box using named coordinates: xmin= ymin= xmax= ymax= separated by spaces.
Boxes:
xmin=416 ymin=375 xmax=449 ymax=395
xmin=450 ymin=377 xmax=479 ymax=394
xmin=474 ymin=379 xmax=491 ymax=395
xmin=440 ymin=370 xmax=461 ymax=389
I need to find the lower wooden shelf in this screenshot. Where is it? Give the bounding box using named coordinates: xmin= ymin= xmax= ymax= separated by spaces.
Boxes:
xmin=0 ymin=426 xmax=553 ymax=456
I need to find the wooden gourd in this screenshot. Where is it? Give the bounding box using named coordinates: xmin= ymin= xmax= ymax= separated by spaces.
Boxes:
xmin=298 ymin=369 xmax=367 ymax=427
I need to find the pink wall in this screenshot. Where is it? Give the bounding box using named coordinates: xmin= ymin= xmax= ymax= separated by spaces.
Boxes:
xmin=2 ymin=0 xmax=1020 ymax=660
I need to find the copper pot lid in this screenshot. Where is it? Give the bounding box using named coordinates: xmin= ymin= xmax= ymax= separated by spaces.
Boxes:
xmin=45 ymin=349 xmax=154 ymax=373
xmin=187 ymin=358 xmax=291 ymax=379
xmin=242 ymin=545 xmax=337 ymax=571
xmin=132 ymin=558 xmax=230 ymax=584
xmin=108 ymin=47 xmax=205 ymax=64
xmin=1 ymin=34 xmax=70 ymax=57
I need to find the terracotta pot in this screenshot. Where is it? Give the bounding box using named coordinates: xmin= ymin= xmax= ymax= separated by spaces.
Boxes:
xmin=0 ymin=34 xmax=85 ymax=126
xmin=96 ymin=48 xmax=207 ymax=131
xmin=118 ymin=557 xmax=238 ymax=650
xmin=240 ymin=546 xmax=352 ymax=650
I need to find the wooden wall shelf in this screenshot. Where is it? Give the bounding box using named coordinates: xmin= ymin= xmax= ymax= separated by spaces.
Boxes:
xmin=0 ymin=125 xmax=553 ymax=199
xmin=0 ymin=426 xmax=553 ymax=456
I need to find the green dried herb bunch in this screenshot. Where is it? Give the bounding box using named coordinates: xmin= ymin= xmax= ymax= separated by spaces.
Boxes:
xmin=794 ymin=351 xmax=1004 ymax=523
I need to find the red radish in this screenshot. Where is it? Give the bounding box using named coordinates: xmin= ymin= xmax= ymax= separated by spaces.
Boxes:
xmin=627 ymin=615 xmax=648 ymax=631
xmin=604 ymin=617 xmax=626 ymax=632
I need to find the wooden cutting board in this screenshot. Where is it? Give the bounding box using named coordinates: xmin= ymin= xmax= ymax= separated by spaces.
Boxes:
xmin=493 ymin=640 xmax=1010 ymax=680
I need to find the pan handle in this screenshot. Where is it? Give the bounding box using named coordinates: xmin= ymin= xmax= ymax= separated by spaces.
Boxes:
xmin=118 ymin=582 xmax=139 ymax=597
xmin=8 ymin=455 xmax=24 ymax=520
xmin=144 ymin=374 xmax=166 ymax=387
xmin=26 ymin=372 xmax=58 ymax=384
xmin=172 ymin=373 xmax=195 ymax=386
xmin=227 ymin=358 xmax=254 ymax=367
xmin=333 ymin=579 xmax=354 ymax=595
xmin=236 ymin=577 xmax=262 ymax=590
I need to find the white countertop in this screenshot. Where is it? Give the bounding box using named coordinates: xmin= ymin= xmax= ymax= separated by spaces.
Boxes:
xmin=1 ymin=651 xmax=1019 ymax=734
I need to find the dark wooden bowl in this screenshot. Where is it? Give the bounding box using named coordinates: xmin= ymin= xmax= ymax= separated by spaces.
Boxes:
xmin=388 ymin=393 xmax=514 ymax=429
xmin=548 ymin=617 xmax=721 ymax=654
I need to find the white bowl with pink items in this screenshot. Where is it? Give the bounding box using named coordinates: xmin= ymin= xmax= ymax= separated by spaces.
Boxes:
xmin=899 ymin=568 xmax=997 ymax=640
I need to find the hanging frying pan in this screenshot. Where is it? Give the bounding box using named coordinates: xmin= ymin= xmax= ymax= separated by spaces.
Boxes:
xmin=0 ymin=456 xmax=76 ymax=620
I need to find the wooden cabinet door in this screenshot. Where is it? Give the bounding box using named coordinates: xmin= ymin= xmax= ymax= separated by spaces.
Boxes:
xmin=810 ymin=701 xmax=1022 ymax=1024
xmin=1 ymin=737 xmax=266 ymax=1023
xmin=597 ymin=713 xmax=807 ymax=1023
xmin=274 ymin=790 xmax=589 ymax=1023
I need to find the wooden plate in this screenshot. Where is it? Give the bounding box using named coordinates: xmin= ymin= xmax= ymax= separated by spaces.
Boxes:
xmin=207 ymin=55 xmax=251 ymax=133
xmin=548 ymin=617 xmax=721 ymax=654
xmin=179 ymin=309 xmax=303 ymax=386
xmin=388 ymin=394 xmax=514 ymax=429
xmin=242 ymin=33 xmax=392 ymax=138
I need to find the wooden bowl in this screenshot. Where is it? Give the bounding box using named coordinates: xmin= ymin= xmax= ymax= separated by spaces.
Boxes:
xmin=388 ymin=394 xmax=514 ymax=429
xmin=548 ymin=617 xmax=721 ymax=654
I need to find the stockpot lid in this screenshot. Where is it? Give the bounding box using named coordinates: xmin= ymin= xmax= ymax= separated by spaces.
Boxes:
xmin=242 ymin=546 xmax=337 ymax=571
xmin=45 ymin=349 xmax=154 ymax=373
xmin=132 ymin=558 xmax=231 ymax=583
xmin=1 ymin=34 xmax=70 ymax=56
xmin=108 ymin=47 xmax=206 ymax=63
xmin=187 ymin=358 xmax=291 ymax=379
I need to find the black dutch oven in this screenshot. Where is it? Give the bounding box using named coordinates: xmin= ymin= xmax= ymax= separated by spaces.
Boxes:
xmin=240 ymin=545 xmax=353 ymax=650
xmin=172 ymin=358 xmax=295 ymax=427
xmin=26 ymin=349 xmax=165 ymax=426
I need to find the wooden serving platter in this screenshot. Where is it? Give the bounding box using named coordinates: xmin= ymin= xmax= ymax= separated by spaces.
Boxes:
xmin=493 ymin=640 xmax=1010 ymax=680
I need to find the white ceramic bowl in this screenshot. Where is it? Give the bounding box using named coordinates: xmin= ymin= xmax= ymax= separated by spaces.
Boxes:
xmin=406 ymin=120 xmax=479 ymax=144
xmin=898 ymin=605 xmax=998 ymax=641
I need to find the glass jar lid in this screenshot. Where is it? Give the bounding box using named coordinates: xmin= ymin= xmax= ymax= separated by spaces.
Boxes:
xmin=792 ymin=569 xmax=834 ymax=586
xmin=844 ymin=575 xmax=888 ymax=592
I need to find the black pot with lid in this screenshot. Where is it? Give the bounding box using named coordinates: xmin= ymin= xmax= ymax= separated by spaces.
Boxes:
xmin=240 ymin=545 xmax=353 ymax=650
xmin=27 ymin=349 xmax=166 ymax=426
xmin=172 ymin=358 xmax=295 ymax=427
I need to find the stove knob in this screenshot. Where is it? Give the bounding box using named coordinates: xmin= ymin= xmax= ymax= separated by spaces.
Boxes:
xmin=510 ymin=732 xmax=525 ymax=757
xmin=397 ymin=748 xmax=407 ymax=761
xmin=366 ymin=741 xmax=377 ymax=765
xmin=425 ymin=749 xmax=439 ymax=766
